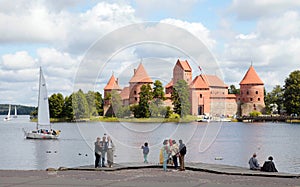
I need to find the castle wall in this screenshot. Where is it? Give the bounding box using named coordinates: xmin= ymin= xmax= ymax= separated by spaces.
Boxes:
xmin=190 ymin=89 xmax=210 ymax=115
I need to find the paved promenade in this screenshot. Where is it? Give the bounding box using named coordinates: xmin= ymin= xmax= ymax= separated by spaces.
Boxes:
xmin=0 ymin=162 xmax=299 ymax=187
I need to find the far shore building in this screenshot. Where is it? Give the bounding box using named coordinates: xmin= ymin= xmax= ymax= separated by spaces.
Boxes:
xmin=103 ymin=59 xmax=265 ymax=117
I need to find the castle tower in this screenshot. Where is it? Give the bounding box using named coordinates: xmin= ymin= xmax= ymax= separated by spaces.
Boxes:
xmin=173 ymin=59 xmax=192 ymax=86
xmin=239 ymin=65 xmax=265 ymax=116
xmin=103 ymin=74 xmax=122 ymax=115
xmin=129 ymin=63 xmax=153 ymax=104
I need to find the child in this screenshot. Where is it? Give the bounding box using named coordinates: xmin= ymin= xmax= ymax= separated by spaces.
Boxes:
xmin=141 ymin=142 xmax=149 ymax=163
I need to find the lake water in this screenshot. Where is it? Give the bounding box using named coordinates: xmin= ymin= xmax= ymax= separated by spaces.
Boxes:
xmin=1 ymin=115 xmax=300 ymax=174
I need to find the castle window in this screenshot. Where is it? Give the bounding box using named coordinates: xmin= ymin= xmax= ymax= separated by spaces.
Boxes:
xmin=200 ymin=94 xmax=202 ymax=98
xmin=250 ymin=98 xmax=253 ymax=101
xmin=247 ymin=91 xmax=249 ymax=95
xmin=135 ymin=97 xmax=137 ymax=101
xmin=256 ymin=91 xmax=258 ymax=94
xmin=134 ymin=91 xmax=137 ymax=95
xmin=258 ymin=98 xmax=260 ymax=101
xmin=241 ymin=91 xmax=243 ymax=95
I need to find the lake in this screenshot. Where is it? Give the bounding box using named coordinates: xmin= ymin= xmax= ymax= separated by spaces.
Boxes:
xmin=0 ymin=115 xmax=300 ymax=174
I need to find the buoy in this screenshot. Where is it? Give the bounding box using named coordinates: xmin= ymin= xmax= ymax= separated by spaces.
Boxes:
xmin=85 ymin=154 xmax=88 ymax=156
xmin=78 ymin=153 xmax=82 ymax=156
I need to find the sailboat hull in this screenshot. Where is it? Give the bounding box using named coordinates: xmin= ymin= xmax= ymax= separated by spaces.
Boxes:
xmin=24 ymin=131 xmax=59 ymax=139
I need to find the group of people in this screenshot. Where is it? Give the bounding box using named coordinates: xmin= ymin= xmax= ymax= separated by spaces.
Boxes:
xmin=141 ymin=139 xmax=187 ymax=171
xmin=160 ymin=139 xmax=187 ymax=171
xmin=248 ymin=153 xmax=278 ymax=172
xmin=94 ymin=134 xmax=115 ymax=168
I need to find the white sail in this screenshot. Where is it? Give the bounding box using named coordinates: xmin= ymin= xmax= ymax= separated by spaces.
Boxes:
xmin=37 ymin=67 xmax=50 ymax=126
xmin=7 ymin=104 xmax=11 ymax=119
xmin=14 ymin=106 xmax=17 ymax=118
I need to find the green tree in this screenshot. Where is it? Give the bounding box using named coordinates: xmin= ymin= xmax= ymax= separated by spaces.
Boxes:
xmin=62 ymin=95 xmax=74 ymax=120
xmin=228 ymin=85 xmax=240 ymax=94
xmin=111 ymin=90 xmax=122 ymax=117
xmin=48 ymin=93 xmax=64 ymax=118
xmin=85 ymin=91 xmax=98 ymax=117
xmin=283 ymin=70 xmax=300 ymax=115
xmin=94 ymin=91 xmax=103 ymax=116
xmin=265 ymin=85 xmax=284 ymax=114
xmin=171 ymin=79 xmax=190 ymax=117
xmin=72 ymin=89 xmax=89 ymax=119
xmin=137 ymin=84 xmax=153 ymax=118
xmin=150 ymin=80 xmax=166 ymax=117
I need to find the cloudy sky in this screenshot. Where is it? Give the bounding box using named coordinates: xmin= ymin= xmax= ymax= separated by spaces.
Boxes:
xmin=0 ymin=0 xmax=299 ymax=106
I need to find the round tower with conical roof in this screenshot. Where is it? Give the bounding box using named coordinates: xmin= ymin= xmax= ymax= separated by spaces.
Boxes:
xmin=239 ymin=65 xmax=265 ymax=116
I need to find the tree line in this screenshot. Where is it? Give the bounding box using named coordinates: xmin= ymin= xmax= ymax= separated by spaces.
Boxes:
xmin=31 ymin=90 xmax=103 ymax=121
xmin=31 ymin=70 xmax=299 ymax=120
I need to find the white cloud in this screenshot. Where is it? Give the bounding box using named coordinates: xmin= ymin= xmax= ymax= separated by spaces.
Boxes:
xmin=161 ymin=19 xmax=216 ymax=49
xmin=134 ymin=0 xmax=201 ymax=18
xmin=229 ymin=0 xmax=300 ymax=20
xmin=220 ymin=11 xmax=300 ymax=91
xmin=1 ymin=51 xmax=36 ymax=70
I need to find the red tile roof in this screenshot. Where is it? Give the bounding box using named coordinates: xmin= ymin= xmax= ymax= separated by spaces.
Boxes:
xmin=176 ymin=59 xmax=192 ymax=72
xmin=104 ymin=74 xmax=122 ymax=90
xmin=240 ymin=66 xmax=264 ymax=85
xmin=205 ymin=75 xmax=228 ymax=87
xmin=190 ymin=75 xmax=209 ymax=89
xmin=191 ymin=74 xmax=227 ymax=89
xmin=129 ymin=63 xmax=153 ymax=83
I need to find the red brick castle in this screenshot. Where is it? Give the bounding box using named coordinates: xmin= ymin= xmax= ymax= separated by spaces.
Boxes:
xmin=103 ymin=59 xmax=265 ymax=117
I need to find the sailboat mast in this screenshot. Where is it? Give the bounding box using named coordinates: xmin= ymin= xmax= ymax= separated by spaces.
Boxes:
xmin=37 ymin=67 xmax=42 ymax=129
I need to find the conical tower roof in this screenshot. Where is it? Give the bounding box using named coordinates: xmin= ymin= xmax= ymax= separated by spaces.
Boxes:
xmin=176 ymin=59 xmax=192 ymax=72
xmin=240 ymin=65 xmax=264 ymax=85
xmin=129 ymin=63 xmax=153 ymax=83
xmin=104 ymin=74 xmax=122 ymax=90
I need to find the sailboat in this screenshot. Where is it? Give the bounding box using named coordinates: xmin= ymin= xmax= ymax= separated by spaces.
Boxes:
xmin=13 ymin=106 xmax=17 ymax=118
xmin=23 ymin=67 xmax=60 ymax=139
xmin=3 ymin=104 xmax=11 ymax=121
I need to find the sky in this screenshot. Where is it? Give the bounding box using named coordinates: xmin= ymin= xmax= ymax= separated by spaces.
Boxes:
xmin=0 ymin=0 xmax=299 ymax=106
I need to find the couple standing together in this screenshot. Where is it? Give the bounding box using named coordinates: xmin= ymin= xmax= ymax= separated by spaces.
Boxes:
xmin=94 ymin=134 xmax=115 ymax=168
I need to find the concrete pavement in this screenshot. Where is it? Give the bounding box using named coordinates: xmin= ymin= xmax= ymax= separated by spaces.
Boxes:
xmin=0 ymin=162 xmax=299 ymax=187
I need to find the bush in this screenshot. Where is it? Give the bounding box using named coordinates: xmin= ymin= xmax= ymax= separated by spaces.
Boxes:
xmin=249 ymin=111 xmax=262 ymax=117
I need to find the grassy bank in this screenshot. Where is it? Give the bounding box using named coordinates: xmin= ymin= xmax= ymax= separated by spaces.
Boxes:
xmin=30 ymin=115 xmax=198 ymax=123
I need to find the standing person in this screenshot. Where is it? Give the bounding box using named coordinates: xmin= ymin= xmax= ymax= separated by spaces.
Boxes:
xmin=170 ymin=140 xmax=179 ymax=169
xmin=248 ymin=153 xmax=260 ymax=170
xmin=178 ymin=139 xmax=187 ymax=171
xmin=94 ymin=137 xmax=102 ymax=168
xmin=162 ymin=139 xmax=170 ymax=172
xmin=100 ymin=135 xmax=108 ymax=167
xmin=261 ymin=156 xmax=278 ymax=172
xmin=141 ymin=142 xmax=149 ymax=163
xmin=106 ymin=136 xmax=115 ymax=168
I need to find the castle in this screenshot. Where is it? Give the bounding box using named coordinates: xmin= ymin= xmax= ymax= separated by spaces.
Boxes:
xmin=103 ymin=59 xmax=265 ymax=117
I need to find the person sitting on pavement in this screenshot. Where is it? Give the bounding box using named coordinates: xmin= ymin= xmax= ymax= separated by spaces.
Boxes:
xmin=261 ymin=156 xmax=278 ymax=172
xmin=248 ymin=153 xmax=260 ymax=170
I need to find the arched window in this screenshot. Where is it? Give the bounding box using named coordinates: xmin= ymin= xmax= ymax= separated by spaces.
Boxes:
xmin=134 ymin=91 xmax=137 ymax=95
xmin=256 ymin=91 xmax=258 ymax=94
xmin=247 ymin=91 xmax=249 ymax=95
xmin=258 ymin=98 xmax=260 ymax=101
xmin=200 ymin=94 xmax=202 ymax=98
xmin=250 ymin=98 xmax=253 ymax=101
